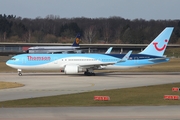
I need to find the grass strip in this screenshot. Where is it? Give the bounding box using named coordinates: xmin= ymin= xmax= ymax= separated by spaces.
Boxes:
xmin=0 ymin=81 xmax=24 ymax=89
xmin=0 ymin=83 xmax=180 ymax=107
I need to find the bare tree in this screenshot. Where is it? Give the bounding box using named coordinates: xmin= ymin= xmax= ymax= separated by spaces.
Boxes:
xmin=84 ymin=25 xmax=97 ymax=44
xmin=3 ymin=32 xmax=6 ymax=41
xmin=103 ymin=21 xmax=112 ymax=44
xmin=115 ymin=25 xmax=123 ymax=43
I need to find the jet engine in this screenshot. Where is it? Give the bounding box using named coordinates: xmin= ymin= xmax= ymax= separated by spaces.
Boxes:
xmin=64 ymin=64 xmax=80 ymax=74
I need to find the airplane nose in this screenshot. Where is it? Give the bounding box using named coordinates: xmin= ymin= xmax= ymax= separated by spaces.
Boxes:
xmin=6 ymin=60 xmax=10 ymax=66
xmin=6 ymin=60 xmax=12 ymax=67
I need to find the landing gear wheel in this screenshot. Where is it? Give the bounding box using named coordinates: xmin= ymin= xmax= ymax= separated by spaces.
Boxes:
xmin=84 ymin=72 xmax=95 ymax=76
xmin=18 ymin=73 xmax=22 ymax=76
xmin=92 ymin=73 xmax=95 ymax=76
xmin=17 ymin=69 xmax=22 ymax=76
xmin=84 ymin=71 xmax=87 ymax=75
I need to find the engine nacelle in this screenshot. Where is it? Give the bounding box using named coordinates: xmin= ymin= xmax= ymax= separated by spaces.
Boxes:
xmin=64 ymin=64 xmax=80 ymax=74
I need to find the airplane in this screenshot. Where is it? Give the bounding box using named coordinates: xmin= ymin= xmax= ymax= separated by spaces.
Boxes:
xmin=27 ymin=33 xmax=81 ymax=53
xmin=6 ymin=27 xmax=174 ymax=76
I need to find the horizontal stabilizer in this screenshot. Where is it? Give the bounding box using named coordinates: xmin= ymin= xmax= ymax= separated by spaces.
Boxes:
xmin=148 ymin=57 xmax=168 ymax=62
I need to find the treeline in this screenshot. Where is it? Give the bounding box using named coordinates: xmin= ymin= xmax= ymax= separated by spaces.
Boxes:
xmin=0 ymin=14 xmax=180 ymax=44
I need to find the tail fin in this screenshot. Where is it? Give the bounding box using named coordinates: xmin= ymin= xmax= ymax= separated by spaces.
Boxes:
xmin=72 ymin=33 xmax=81 ymax=47
xmin=139 ymin=27 xmax=174 ymax=56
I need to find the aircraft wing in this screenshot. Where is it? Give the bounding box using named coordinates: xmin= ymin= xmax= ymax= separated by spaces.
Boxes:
xmin=79 ymin=62 xmax=115 ymax=68
xmin=78 ymin=50 xmax=132 ymax=69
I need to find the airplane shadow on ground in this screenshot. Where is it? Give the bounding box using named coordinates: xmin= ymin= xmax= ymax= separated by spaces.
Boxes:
xmin=19 ymin=72 xmax=180 ymax=77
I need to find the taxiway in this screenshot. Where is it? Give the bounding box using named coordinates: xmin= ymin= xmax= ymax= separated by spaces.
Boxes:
xmin=0 ymin=72 xmax=180 ymax=120
xmin=0 ymin=72 xmax=180 ymax=102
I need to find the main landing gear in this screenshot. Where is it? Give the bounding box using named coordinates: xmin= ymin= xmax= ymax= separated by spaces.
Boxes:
xmin=84 ymin=69 xmax=95 ymax=76
xmin=18 ymin=69 xmax=22 ymax=76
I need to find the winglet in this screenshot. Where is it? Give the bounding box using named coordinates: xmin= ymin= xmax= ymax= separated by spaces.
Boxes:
xmin=118 ymin=50 xmax=132 ymax=62
xmin=139 ymin=27 xmax=174 ymax=56
xmin=105 ymin=47 xmax=113 ymax=54
xmin=72 ymin=33 xmax=81 ymax=47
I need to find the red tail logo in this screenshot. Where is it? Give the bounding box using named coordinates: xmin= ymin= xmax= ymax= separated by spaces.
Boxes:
xmin=153 ymin=40 xmax=168 ymax=51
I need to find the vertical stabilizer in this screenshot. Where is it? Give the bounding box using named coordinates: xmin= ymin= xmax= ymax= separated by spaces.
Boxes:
xmin=139 ymin=27 xmax=174 ymax=56
xmin=72 ymin=33 xmax=81 ymax=47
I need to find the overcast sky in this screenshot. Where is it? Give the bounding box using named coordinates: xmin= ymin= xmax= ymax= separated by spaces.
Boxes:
xmin=0 ymin=0 xmax=179 ymax=20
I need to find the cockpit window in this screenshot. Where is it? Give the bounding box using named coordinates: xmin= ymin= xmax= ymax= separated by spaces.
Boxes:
xmin=10 ymin=58 xmax=16 ymax=60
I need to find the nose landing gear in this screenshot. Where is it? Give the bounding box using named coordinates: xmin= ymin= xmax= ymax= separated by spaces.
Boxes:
xmin=18 ymin=69 xmax=22 ymax=76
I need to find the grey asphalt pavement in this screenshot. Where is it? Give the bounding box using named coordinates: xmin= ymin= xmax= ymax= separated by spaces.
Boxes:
xmin=0 ymin=72 xmax=180 ymax=120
